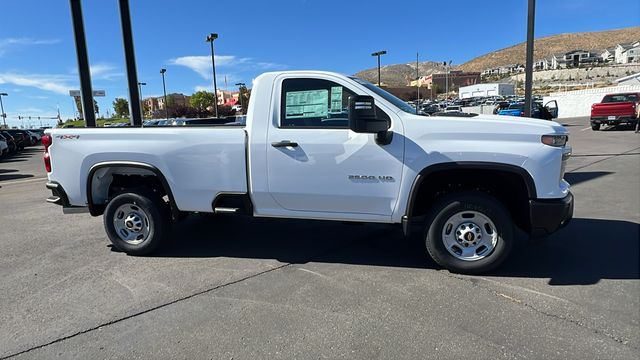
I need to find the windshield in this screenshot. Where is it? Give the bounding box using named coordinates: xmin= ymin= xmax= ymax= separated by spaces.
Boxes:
xmin=508 ymin=104 xmax=524 ymax=110
xmin=349 ymin=76 xmax=417 ymax=114
xmin=602 ymin=94 xmax=638 ymax=103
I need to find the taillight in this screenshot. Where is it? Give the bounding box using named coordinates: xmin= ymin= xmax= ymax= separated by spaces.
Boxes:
xmin=44 ymin=152 xmax=51 ymax=172
xmin=42 ymin=135 xmax=52 ymax=172
xmin=42 ymin=134 xmax=51 ymax=150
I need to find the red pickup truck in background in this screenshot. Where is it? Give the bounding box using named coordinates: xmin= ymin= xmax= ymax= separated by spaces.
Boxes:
xmin=590 ymin=92 xmax=639 ymax=131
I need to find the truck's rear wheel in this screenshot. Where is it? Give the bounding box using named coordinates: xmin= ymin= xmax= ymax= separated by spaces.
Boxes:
xmin=424 ymin=192 xmax=513 ymax=274
xmin=104 ymin=191 xmax=168 ymax=255
xmin=591 ymin=123 xmax=600 ymax=131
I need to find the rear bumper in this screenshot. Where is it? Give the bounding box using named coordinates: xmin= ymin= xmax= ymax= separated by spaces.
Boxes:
xmin=46 ymin=182 xmax=88 ymax=214
xmin=591 ymin=116 xmax=637 ymax=125
xmin=529 ymin=192 xmax=573 ymax=237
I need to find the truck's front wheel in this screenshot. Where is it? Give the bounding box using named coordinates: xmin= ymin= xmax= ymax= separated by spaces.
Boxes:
xmin=424 ymin=192 xmax=513 ymax=274
xmin=104 ymin=191 xmax=168 ymax=255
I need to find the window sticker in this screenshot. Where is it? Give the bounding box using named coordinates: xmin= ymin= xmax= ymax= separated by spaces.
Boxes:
xmin=330 ymin=86 xmax=343 ymax=113
xmin=285 ymin=89 xmax=328 ymax=119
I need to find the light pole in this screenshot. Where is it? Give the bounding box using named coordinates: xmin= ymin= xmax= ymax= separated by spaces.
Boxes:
xmin=0 ymin=93 xmax=7 ymax=128
xmin=523 ymin=0 xmax=536 ymax=117
xmin=137 ymin=82 xmax=146 ymax=119
xmin=235 ymin=82 xmax=245 ymax=114
xmin=371 ymin=50 xmax=387 ymax=86
xmin=444 ymin=60 xmax=452 ymax=99
xmin=206 ymin=33 xmax=219 ymax=118
xmin=160 ymin=69 xmax=169 ymax=120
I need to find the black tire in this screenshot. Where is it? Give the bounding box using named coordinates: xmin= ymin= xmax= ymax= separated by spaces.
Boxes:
xmin=103 ymin=190 xmax=169 ymax=255
xmin=591 ymin=123 xmax=600 ymax=131
xmin=424 ymin=191 xmax=513 ymax=274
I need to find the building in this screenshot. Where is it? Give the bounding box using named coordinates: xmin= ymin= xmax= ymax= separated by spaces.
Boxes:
xmin=551 ymin=50 xmax=601 ymax=69
xmin=600 ymin=48 xmax=616 ymax=63
xmin=534 ymin=59 xmax=549 ymax=71
xmin=421 ymin=72 xmax=481 ymax=93
xmin=142 ymin=97 xmax=159 ymax=114
xmin=157 ymin=93 xmax=190 ymax=110
xmin=615 ymin=72 xmax=640 ymax=86
xmin=216 ymin=90 xmax=240 ymax=106
xmin=459 ymin=83 xmax=515 ymax=99
xmin=142 ymin=93 xmax=190 ymax=117
xmin=615 ymin=41 xmax=640 ymax=64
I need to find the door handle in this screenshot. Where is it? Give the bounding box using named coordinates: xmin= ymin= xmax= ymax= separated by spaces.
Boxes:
xmin=271 ymin=140 xmax=298 ymax=148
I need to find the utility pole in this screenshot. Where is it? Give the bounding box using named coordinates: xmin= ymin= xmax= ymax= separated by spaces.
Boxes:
xmin=371 ymin=50 xmax=387 ymax=86
xmin=137 ymin=82 xmax=146 ymax=119
xmin=416 ymin=53 xmax=420 ymax=115
xmin=444 ymin=60 xmax=452 ymax=100
xmin=160 ymin=68 xmax=168 ymax=120
xmin=524 ymin=0 xmax=536 ymax=117
xmin=0 ymin=93 xmax=7 ymax=128
xmin=206 ymin=33 xmax=219 ymax=118
xmin=235 ymin=82 xmax=246 ymax=115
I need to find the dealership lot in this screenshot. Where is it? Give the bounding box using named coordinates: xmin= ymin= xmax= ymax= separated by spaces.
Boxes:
xmin=0 ymin=117 xmax=638 ymax=359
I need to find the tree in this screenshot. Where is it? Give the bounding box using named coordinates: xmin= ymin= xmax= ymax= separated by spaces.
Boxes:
xmin=74 ymin=96 xmax=99 ymax=119
xmin=113 ymin=98 xmax=129 ymax=118
xmin=190 ymin=91 xmax=216 ymax=117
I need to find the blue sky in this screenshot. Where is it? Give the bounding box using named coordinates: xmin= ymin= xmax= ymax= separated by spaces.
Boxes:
xmin=0 ymin=0 xmax=638 ymax=127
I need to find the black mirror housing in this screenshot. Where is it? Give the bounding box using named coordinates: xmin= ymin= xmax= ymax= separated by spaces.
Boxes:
xmin=348 ymin=95 xmax=389 ymax=133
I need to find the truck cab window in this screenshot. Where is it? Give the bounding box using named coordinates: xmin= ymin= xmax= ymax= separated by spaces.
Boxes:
xmin=280 ymin=78 xmax=391 ymax=128
xmin=281 ymin=78 xmax=356 ymax=128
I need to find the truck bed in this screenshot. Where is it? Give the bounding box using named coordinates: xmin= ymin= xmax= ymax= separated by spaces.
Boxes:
xmin=47 ymin=127 xmax=248 ymax=212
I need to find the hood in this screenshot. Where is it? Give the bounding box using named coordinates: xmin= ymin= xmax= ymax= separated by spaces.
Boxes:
xmin=400 ymin=113 xmax=567 ymax=142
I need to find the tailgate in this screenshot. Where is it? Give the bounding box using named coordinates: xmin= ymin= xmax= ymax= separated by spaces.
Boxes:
xmin=591 ymin=102 xmax=636 ymax=117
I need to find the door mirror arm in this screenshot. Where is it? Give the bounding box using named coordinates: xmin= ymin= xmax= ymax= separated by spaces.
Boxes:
xmin=376 ymin=130 xmax=393 ymax=145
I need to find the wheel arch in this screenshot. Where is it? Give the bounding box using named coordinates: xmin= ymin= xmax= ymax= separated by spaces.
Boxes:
xmin=404 ymin=162 xmax=537 ymax=232
xmin=86 ymin=161 xmax=179 ymax=219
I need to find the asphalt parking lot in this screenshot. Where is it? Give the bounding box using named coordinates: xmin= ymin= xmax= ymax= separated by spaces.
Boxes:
xmin=1 ymin=117 xmax=638 ymax=359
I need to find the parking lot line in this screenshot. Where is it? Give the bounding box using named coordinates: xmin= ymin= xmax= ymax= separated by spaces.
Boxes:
xmin=0 ymin=177 xmax=48 ymax=186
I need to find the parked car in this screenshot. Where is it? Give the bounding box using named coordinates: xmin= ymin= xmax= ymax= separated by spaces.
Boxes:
xmin=497 ymin=101 xmax=557 ymax=120
xmin=0 ymin=134 xmax=8 ymax=157
xmin=4 ymin=130 xmax=27 ymax=150
xmin=493 ymin=101 xmax=510 ymax=114
xmin=43 ymin=70 xmax=573 ymax=275
xmin=172 ymin=118 xmax=230 ymax=126
xmin=590 ymin=92 xmax=639 ymax=130
xmin=0 ymin=131 xmax=18 ymax=153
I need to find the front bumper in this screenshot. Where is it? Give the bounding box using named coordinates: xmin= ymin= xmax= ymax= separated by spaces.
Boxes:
xmin=529 ymin=192 xmax=573 ymax=237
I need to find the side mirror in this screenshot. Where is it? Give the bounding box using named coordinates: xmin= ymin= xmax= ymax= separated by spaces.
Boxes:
xmin=348 ymin=95 xmax=392 ymax=145
xmin=348 ymin=95 xmax=389 ymax=133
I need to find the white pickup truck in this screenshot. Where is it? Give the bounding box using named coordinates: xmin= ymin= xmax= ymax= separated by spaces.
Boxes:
xmin=43 ymin=71 xmax=573 ymax=274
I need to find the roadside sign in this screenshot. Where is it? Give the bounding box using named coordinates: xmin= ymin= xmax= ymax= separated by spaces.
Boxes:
xmin=69 ymin=90 xmax=106 ymax=97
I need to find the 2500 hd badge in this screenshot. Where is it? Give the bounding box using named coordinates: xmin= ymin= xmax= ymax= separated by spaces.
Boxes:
xmin=348 ymin=175 xmax=395 ymax=181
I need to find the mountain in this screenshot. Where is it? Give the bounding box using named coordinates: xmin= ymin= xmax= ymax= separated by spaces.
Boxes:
xmin=354 ymin=61 xmax=455 ymax=87
xmin=459 ymin=27 xmax=640 ymax=72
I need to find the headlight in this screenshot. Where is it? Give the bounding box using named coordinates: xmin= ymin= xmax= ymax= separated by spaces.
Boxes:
xmin=541 ymin=134 xmax=568 ymax=147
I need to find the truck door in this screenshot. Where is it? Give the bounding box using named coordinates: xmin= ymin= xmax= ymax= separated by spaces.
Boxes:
xmin=266 ymin=76 xmax=404 ymax=217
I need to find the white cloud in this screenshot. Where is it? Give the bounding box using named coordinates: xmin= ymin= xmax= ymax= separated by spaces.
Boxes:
xmin=90 ymin=63 xmax=123 ymax=80
xmin=68 ymin=63 xmax=123 ymax=81
xmin=0 ymin=38 xmax=60 ymax=57
xmin=168 ymin=55 xmax=247 ymax=79
xmin=0 ymin=72 xmax=74 ymax=94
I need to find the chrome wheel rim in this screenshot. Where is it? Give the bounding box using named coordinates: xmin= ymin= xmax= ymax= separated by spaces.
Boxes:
xmin=112 ymin=203 xmax=151 ymax=245
xmin=441 ymin=210 xmax=498 ymax=261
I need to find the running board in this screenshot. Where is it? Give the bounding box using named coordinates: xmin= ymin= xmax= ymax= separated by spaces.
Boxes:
xmin=214 ymin=207 xmax=241 ymax=214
